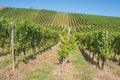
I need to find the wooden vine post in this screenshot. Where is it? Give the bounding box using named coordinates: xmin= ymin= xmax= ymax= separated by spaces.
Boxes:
xmin=10 ymin=21 xmax=15 ymax=71
xmin=66 ymin=27 xmax=70 ymax=62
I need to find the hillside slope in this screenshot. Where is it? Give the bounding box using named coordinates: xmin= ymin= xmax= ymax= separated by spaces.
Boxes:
xmin=0 ymin=7 xmax=120 ymax=33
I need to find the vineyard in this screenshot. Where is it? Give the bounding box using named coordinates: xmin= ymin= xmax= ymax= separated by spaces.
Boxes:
xmin=0 ymin=7 xmax=120 ymax=80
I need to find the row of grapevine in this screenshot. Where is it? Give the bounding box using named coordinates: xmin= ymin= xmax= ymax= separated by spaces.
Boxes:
xmin=0 ymin=16 xmax=62 ymax=70
xmin=0 ymin=17 xmax=61 ymax=54
xmin=0 ymin=16 xmax=10 ymax=55
xmin=68 ymin=13 xmax=120 ymax=34
xmin=77 ymin=31 xmax=120 ymax=69
xmin=1 ymin=7 xmax=120 ymax=34
xmin=0 ymin=7 xmax=68 ymax=30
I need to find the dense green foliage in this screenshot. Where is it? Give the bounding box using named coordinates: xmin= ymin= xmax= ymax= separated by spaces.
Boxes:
xmin=57 ymin=34 xmax=76 ymax=63
xmin=0 ymin=16 xmax=10 ymax=53
xmin=0 ymin=16 xmax=60 ymax=59
xmin=77 ymin=31 xmax=120 ymax=69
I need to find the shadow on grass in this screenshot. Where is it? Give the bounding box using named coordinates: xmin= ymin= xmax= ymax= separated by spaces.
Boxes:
xmin=78 ymin=47 xmax=99 ymax=68
xmin=0 ymin=52 xmax=9 ymax=57
xmin=16 ymin=41 xmax=58 ymax=66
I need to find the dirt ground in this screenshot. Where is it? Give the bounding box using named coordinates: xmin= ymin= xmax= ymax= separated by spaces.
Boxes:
xmin=0 ymin=42 xmax=60 ymax=80
xmin=0 ymin=43 xmax=120 ymax=80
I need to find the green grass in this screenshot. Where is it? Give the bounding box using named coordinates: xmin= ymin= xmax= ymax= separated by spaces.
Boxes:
xmin=24 ymin=45 xmax=58 ymax=80
xmin=71 ymin=47 xmax=93 ymax=80
xmin=106 ymin=60 xmax=120 ymax=77
xmin=0 ymin=55 xmax=12 ymax=68
xmin=16 ymin=49 xmax=34 ymax=61
xmin=25 ymin=62 xmax=55 ymax=80
xmin=0 ymin=49 xmax=36 ymax=69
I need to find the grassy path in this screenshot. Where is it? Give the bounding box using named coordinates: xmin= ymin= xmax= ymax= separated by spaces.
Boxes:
xmin=71 ymin=47 xmax=94 ymax=80
xmin=24 ymin=42 xmax=60 ymax=80
xmin=0 ymin=44 xmax=120 ymax=80
xmin=45 ymin=59 xmax=76 ymax=80
xmin=71 ymin=47 xmax=120 ymax=80
xmin=0 ymin=42 xmax=60 ymax=80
